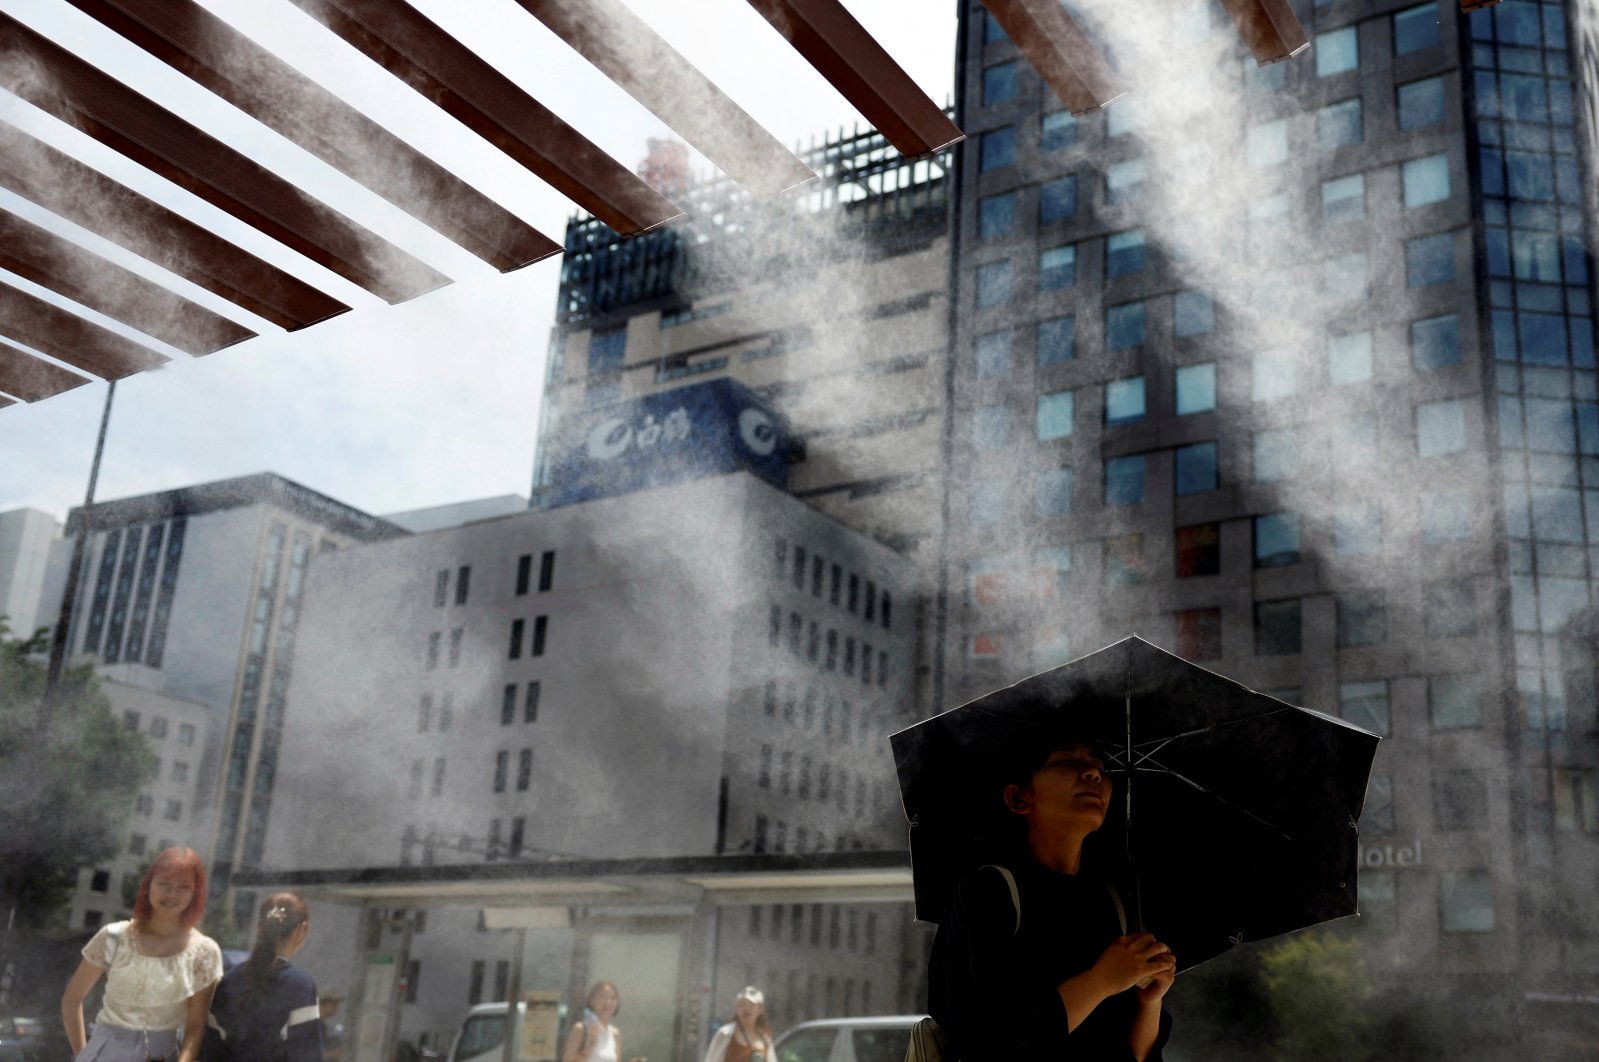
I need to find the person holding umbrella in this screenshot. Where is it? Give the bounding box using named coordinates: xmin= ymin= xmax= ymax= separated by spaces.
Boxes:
xmin=926 ymin=738 xmax=1176 ymax=1061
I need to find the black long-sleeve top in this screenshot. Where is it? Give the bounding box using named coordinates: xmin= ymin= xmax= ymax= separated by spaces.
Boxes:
xmin=200 ymin=960 xmax=323 ymax=1062
xmin=927 ymin=862 xmax=1172 ymax=1061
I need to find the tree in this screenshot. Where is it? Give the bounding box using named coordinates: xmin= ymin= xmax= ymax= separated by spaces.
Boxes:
xmin=1259 ymin=930 xmax=1373 ymax=1062
xmin=0 ymin=623 xmax=156 ymax=928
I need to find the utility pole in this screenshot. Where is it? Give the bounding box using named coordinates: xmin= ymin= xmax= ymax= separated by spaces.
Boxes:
xmin=41 ymin=379 xmax=117 ymax=731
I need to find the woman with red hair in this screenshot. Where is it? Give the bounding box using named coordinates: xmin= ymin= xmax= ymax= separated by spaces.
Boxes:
xmin=62 ymin=847 xmax=224 ymax=1062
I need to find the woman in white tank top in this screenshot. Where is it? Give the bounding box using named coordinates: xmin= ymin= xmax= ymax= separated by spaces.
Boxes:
xmin=560 ymin=982 xmax=630 ymax=1062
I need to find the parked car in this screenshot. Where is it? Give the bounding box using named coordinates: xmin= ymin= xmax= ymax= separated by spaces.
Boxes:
xmin=0 ymin=1018 xmax=44 ymax=1062
xmin=772 ymin=1016 xmax=922 ymax=1062
xmin=445 ymin=1003 xmax=518 ymax=1062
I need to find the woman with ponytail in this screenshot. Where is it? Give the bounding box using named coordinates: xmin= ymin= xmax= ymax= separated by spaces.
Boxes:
xmin=200 ymin=893 xmax=322 ymax=1062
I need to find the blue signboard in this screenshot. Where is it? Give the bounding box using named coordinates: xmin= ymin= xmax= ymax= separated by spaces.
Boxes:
xmin=547 ymin=378 xmax=790 ymax=507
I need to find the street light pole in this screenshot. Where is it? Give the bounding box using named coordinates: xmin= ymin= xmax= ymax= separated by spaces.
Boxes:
xmin=41 ymin=378 xmax=117 ymax=731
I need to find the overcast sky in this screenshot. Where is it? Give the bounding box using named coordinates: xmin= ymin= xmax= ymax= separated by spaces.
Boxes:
xmin=0 ymin=0 xmax=956 ymax=521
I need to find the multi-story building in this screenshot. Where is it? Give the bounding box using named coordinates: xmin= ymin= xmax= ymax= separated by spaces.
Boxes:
xmin=943 ymin=0 xmax=1598 ymax=1053
xmin=0 ymin=507 xmax=61 ymax=638
xmin=51 ymin=473 xmax=405 ymax=928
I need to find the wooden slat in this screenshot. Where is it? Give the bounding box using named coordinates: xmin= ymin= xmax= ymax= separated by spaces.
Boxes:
xmin=0 ymin=340 xmax=93 ymax=401
xmin=0 ymin=12 xmax=451 ymax=303
xmin=0 ymin=282 xmax=170 ymax=380
xmin=287 ymin=0 xmax=683 ymax=236
xmin=745 ymin=0 xmax=964 ymax=158
xmin=512 ymin=0 xmax=816 ymax=196
xmin=64 ymin=0 xmax=560 ymax=272
xmin=1217 ymin=0 xmax=1309 ymax=66
xmin=979 ymin=0 xmax=1123 ymax=115
xmin=0 ymin=210 xmax=255 ymax=355
xmin=0 ymin=125 xmax=349 ymax=332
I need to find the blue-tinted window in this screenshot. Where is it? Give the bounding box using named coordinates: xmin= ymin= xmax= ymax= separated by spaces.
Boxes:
xmin=1321 ymin=174 xmax=1365 ymax=223
xmin=1041 ymin=110 xmax=1077 ymax=151
xmin=983 ymin=62 xmax=1020 ymax=107
xmin=1394 ymin=4 xmax=1441 ymax=55
xmin=1254 ymin=513 xmax=1301 ymax=568
xmin=1398 ymin=77 xmax=1445 ymax=130
xmin=1255 ymin=600 xmax=1302 ymax=655
xmin=1403 ymin=154 xmax=1451 ymax=208
xmin=975 ymin=331 xmax=1011 ymax=379
xmin=983 ymin=10 xmax=1008 ymax=44
xmin=1519 ymin=312 xmax=1569 ymax=364
xmin=1319 ymin=98 xmax=1362 ymax=149
xmin=977 ymin=260 xmax=1012 ymax=306
xmin=981 ymin=127 xmax=1016 ymax=171
xmin=1174 ymin=292 xmax=1214 ymax=337
xmin=969 ymin=481 xmax=1008 ymax=527
xmin=1039 ymin=245 xmax=1077 ymax=291
xmin=1036 ymin=390 xmax=1075 ymax=440
xmin=1329 ymin=332 xmax=1374 ymax=385
xmin=973 ymin=405 xmax=1011 ymax=450
xmin=1106 ymin=302 xmax=1147 ymax=350
xmin=1039 ymin=176 xmax=1077 ymax=223
xmin=1175 ymin=442 xmax=1218 ymax=495
xmin=1417 ymin=399 xmax=1468 ymax=456
xmin=1500 ymin=74 xmax=1547 ymax=122
xmin=978 ymin=193 xmax=1014 ymax=240
xmin=1413 ymin=315 xmax=1461 ymax=370
xmin=1106 ymin=230 xmax=1146 ymax=278
xmin=1254 ymin=428 xmax=1297 ymax=481
xmin=1495 ymin=1 xmax=1542 ymax=47
xmin=1105 ymin=456 xmax=1147 ymax=506
xmin=1175 ymin=364 xmax=1216 ymax=414
xmin=1407 ymin=233 xmax=1455 ymax=286
xmin=1106 ymin=159 xmax=1146 ymax=204
xmin=1105 ymin=377 xmax=1146 ymax=425
xmin=1035 ymin=468 xmax=1073 ymax=517
xmin=1421 ymin=489 xmax=1471 ymax=542
xmin=1506 ymin=151 xmax=1554 ymax=200
xmin=1316 ymin=27 xmax=1358 ymax=77
xmin=1038 ymin=317 xmax=1075 ymax=366
xmin=589 ymin=329 xmax=626 ymax=373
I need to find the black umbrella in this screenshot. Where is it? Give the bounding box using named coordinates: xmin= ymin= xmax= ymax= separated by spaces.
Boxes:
xmin=891 ymin=635 xmax=1381 ymax=971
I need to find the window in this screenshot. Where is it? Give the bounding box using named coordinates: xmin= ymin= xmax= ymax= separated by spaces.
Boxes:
xmin=1105 ymin=159 xmax=1146 ymax=204
xmin=975 ymin=331 xmax=1011 ymax=379
xmin=1104 ymin=534 xmax=1145 ymax=585
xmin=1412 ymin=315 xmax=1460 ymax=370
xmin=501 ymin=685 xmax=517 ymax=726
xmin=532 ymin=616 xmax=548 ymax=656
xmin=1253 ymin=352 xmax=1296 ymax=401
xmin=969 ymin=481 xmax=1008 ymax=527
xmin=1106 ymin=302 xmax=1146 ymax=350
xmin=1426 ymin=579 xmax=1477 ymax=636
xmin=538 ymin=551 xmax=555 ymax=592
xmin=1032 ymin=546 xmax=1072 ymax=595
xmin=984 ymin=9 xmax=1008 ymax=42
xmin=1321 ymin=174 xmax=1365 ymax=223
xmin=494 ymin=751 xmax=508 ymax=793
xmin=418 ymin=695 xmax=433 ymax=733
xmin=1105 ymin=230 xmax=1146 ymax=278
xmin=1255 ymin=600 xmax=1302 ymax=655
xmin=425 ymin=632 xmax=441 ymax=670
xmin=1177 ymin=608 xmax=1222 ymax=661
xmin=1035 ymin=468 xmax=1074 ymax=517
xmin=1338 ymin=410 xmax=1373 ymax=462
xmin=1433 ymin=769 xmax=1487 ymax=831
xmin=454 ymin=565 xmax=470 ymax=605
xmin=1417 ymin=400 xmax=1467 ymax=456
xmin=149 ymin=717 xmax=168 ymax=739
xmin=1442 ymin=869 xmax=1494 ymax=932
xmin=91 ymin=868 xmax=110 ymax=892
xmin=1247 ymin=120 xmax=1289 ymax=167
xmin=1335 ymin=503 xmax=1382 ymax=555
xmin=1254 ymin=513 xmax=1301 ymax=568
xmin=1403 ymin=154 xmax=1450 ymax=208
xmin=1176 ymin=523 xmax=1220 ymax=577
xmin=1421 ymin=489 xmax=1471 ymax=542
xmin=1038 ymin=317 xmax=1075 ymax=366
xmin=163 ymin=800 xmax=182 ymax=822
xmin=1318 ymin=98 xmax=1362 ymax=149
xmin=1393 ymin=4 xmax=1441 ymax=55
xmin=1105 ymin=456 xmax=1146 ymax=506
xmin=507 ymin=620 xmax=523 ymax=660
xmin=1253 ymin=428 xmax=1296 ymax=481
xmin=178 ymin=723 xmax=195 ymax=747
xmin=172 ymin=760 xmax=187 ymax=783
xmin=129 ymin=833 xmax=147 ymax=856
xmin=1328 ymin=332 xmax=1374 ymax=385
xmin=1398 ymin=76 xmax=1445 ymax=130
xmin=1316 ymin=27 xmax=1358 ymax=77
xmin=1174 ymin=292 xmax=1214 ymax=337
xmin=1040 ymin=177 xmax=1076 ymax=223
xmin=1105 ymin=377 xmax=1146 ymax=425
xmin=448 ymin=628 xmax=463 ymax=667
xmin=137 ymin=793 xmax=153 ymax=816
xmin=1337 ymin=591 xmax=1386 ymax=648
xmin=517 ymin=749 xmax=532 ymax=791
xmin=973 ymin=405 xmax=1011 ymax=450
xmin=1175 ymin=442 xmax=1218 ymax=495
xmin=1406 ymin=233 xmax=1455 ymax=286
xmin=1324 ymin=252 xmax=1369 ymax=302
xmin=1041 ymin=110 xmax=1077 ymax=150
xmin=432 ymin=757 xmax=446 ymax=797
xmin=1340 ymin=680 xmax=1390 ymax=736
xmin=1039 ymin=245 xmax=1077 ymax=291
xmin=982 ymin=61 xmax=1020 ymax=106
xmin=434 ymin=570 xmax=448 ymax=608
xmin=978 ymin=193 xmax=1014 ymax=240
xmin=976 ymin=261 xmax=1012 ymax=307
xmin=515 ymin=555 xmax=531 ymax=596
xmin=1175 ymin=364 xmax=1216 ymax=414
xmin=1036 ymin=390 xmax=1075 ymax=440
xmin=980 ymin=126 xmax=1015 ymax=170
xmin=1430 ymin=674 xmax=1480 ymax=727
xmin=1362 ymin=775 xmax=1395 ymax=833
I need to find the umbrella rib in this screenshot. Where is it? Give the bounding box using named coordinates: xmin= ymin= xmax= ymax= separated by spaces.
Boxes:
xmin=1125 ymin=705 xmax=1300 ymax=750
xmin=1137 ymin=754 xmax=1294 ymax=841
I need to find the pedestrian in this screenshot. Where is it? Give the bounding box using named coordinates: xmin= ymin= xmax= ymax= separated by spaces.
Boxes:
xmin=559 ymin=982 xmax=623 ymax=1062
xmin=61 ymin=847 xmax=224 ymax=1062
xmin=199 ymin=892 xmax=321 ymax=1062
xmin=926 ymin=738 xmax=1177 ymax=1061
xmin=701 ymin=986 xmax=773 ymax=1062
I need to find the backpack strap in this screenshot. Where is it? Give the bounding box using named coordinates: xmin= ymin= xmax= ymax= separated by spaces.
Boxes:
xmin=980 ymin=865 xmax=1021 ymax=935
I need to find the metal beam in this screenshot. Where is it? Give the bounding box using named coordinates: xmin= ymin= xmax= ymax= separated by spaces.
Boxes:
xmin=511 ymin=0 xmax=816 ymax=196
xmin=287 ymin=0 xmax=682 ymax=237
xmin=745 ymin=0 xmax=964 ymax=157
xmin=979 ymin=0 xmax=1123 ymax=115
xmin=62 ymin=0 xmax=560 ymax=272
xmin=0 ymin=209 xmax=255 ymax=355
xmin=0 ymin=125 xmax=349 ymax=332
xmin=0 ymin=340 xmax=93 ymax=401
xmin=0 ymin=281 xmax=169 ymax=379
xmin=1217 ymin=0 xmax=1309 ymax=66
xmin=0 ymin=12 xmax=451 ymax=303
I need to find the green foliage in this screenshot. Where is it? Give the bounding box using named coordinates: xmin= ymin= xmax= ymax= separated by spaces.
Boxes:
xmin=0 ymin=622 xmax=157 ymax=927
xmin=1259 ymin=930 xmax=1373 ymax=1062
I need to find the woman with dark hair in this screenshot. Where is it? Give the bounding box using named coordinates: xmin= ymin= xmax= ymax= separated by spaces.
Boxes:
xmin=927 ymin=739 xmax=1177 ymax=1061
xmin=199 ymin=892 xmax=321 ymax=1062
xmin=62 ymin=847 xmax=223 ymax=1062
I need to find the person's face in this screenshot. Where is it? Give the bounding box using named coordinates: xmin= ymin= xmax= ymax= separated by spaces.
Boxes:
xmin=589 ymin=985 xmax=619 ymax=1021
xmin=1007 ymin=743 xmax=1110 ymax=831
xmin=734 ymin=998 xmax=762 ymax=1025
xmin=148 ymin=872 xmax=196 ymax=919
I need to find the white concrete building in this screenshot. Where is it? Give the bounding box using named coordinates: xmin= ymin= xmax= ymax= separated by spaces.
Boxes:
xmin=0 ymin=507 xmax=61 ymax=638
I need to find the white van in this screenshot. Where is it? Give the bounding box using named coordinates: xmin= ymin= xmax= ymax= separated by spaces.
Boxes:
xmin=771 ymin=1016 xmax=922 ymax=1062
xmin=445 ymin=1003 xmax=522 ymax=1062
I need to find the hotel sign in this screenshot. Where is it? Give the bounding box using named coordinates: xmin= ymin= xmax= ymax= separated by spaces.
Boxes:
xmin=1358 ymin=839 xmax=1423 ymax=868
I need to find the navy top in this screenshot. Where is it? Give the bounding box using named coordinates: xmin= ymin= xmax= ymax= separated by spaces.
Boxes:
xmin=928 ymin=862 xmax=1172 ymax=1061
xmin=201 ymin=960 xmax=323 ymax=1062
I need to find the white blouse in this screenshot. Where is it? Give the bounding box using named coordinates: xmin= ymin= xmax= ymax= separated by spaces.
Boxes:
xmin=82 ymin=921 xmax=223 ymax=1032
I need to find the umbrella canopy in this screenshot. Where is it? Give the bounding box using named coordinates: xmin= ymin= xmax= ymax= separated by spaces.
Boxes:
xmin=891 ymin=636 xmax=1380 ymax=971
